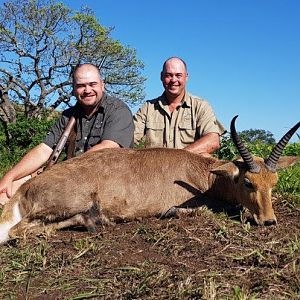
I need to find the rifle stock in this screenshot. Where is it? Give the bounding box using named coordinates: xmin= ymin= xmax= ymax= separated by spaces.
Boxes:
xmin=44 ymin=116 xmax=76 ymax=170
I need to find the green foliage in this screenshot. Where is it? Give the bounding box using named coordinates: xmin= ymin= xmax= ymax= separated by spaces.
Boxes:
xmin=217 ymin=132 xmax=300 ymax=160
xmin=0 ymin=122 xmax=6 ymax=144
xmin=275 ymin=163 xmax=300 ymax=201
xmin=239 ymin=129 xmax=276 ymax=145
xmin=246 ymin=142 xmax=273 ymax=158
xmin=217 ymin=132 xmax=273 ymax=161
xmin=217 ymin=133 xmax=237 ymax=160
xmin=283 ymin=142 xmax=300 ymax=156
xmin=0 ymin=113 xmax=57 ymax=175
xmin=134 ymin=139 xmax=146 ymax=149
xmin=7 ymin=115 xmax=55 ymax=152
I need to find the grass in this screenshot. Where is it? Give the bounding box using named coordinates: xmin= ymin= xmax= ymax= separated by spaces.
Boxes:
xmin=0 ymin=205 xmax=299 ymax=299
xmin=275 ymin=164 xmax=300 ymax=208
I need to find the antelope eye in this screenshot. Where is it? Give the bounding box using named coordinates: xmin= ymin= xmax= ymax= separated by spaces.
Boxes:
xmin=244 ymin=178 xmax=254 ymax=189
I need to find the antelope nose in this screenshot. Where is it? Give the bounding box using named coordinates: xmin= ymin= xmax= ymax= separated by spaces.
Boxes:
xmin=264 ymin=219 xmax=277 ymax=226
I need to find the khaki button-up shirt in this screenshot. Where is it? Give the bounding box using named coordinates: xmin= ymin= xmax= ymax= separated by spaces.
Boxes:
xmin=134 ymin=92 xmax=225 ymax=149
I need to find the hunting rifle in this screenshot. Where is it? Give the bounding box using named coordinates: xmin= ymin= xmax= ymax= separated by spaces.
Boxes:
xmin=44 ymin=57 xmax=106 ymax=171
xmin=44 ymin=116 xmax=76 ymax=170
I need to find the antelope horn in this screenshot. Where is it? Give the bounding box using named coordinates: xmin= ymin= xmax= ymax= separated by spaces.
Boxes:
xmin=230 ymin=115 xmax=261 ymax=173
xmin=264 ymin=121 xmax=300 ymax=172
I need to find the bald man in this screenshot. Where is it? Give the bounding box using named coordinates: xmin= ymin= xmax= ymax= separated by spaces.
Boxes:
xmin=134 ymin=57 xmax=225 ymax=155
xmin=0 ymin=64 xmax=134 ymax=205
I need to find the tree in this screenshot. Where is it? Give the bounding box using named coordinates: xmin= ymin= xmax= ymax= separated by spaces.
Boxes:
xmin=239 ymin=129 xmax=276 ymax=145
xmin=217 ymin=129 xmax=276 ymax=160
xmin=0 ymin=0 xmax=145 ymax=143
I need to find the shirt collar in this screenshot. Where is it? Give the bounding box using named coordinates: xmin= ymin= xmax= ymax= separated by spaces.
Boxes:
xmin=182 ymin=92 xmax=192 ymax=108
xmin=158 ymin=91 xmax=191 ymax=109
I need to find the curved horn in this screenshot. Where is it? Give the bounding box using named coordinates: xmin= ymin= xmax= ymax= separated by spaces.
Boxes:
xmin=265 ymin=121 xmax=300 ymax=172
xmin=230 ymin=115 xmax=261 ymax=173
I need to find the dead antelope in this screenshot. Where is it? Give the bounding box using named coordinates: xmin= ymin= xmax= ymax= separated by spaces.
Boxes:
xmin=0 ymin=116 xmax=299 ymax=244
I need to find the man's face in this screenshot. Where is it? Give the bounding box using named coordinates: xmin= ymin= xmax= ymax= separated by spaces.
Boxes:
xmin=73 ymin=65 xmax=105 ymax=108
xmin=160 ymin=59 xmax=188 ymax=100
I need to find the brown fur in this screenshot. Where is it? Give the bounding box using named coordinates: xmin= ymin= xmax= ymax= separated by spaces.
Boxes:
xmin=0 ymin=148 xmax=299 ymax=242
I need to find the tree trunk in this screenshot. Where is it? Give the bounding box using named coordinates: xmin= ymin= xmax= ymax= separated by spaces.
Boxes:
xmin=0 ymin=91 xmax=17 ymax=146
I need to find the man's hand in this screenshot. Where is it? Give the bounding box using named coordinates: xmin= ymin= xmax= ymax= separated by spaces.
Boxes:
xmin=0 ymin=175 xmax=13 ymax=199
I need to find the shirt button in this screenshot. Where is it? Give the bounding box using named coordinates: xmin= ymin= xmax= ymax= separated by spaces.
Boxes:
xmin=84 ymin=137 xmax=87 ymax=140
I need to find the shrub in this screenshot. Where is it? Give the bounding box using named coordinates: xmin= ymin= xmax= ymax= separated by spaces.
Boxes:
xmin=217 ymin=133 xmax=300 ymax=160
xmin=275 ymin=163 xmax=300 ymax=206
xmin=0 ymin=114 xmax=58 ymax=176
xmin=7 ymin=115 xmax=56 ymax=151
xmin=283 ymin=143 xmax=300 ymax=156
xmin=217 ymin=134 xmax=238 ymax=160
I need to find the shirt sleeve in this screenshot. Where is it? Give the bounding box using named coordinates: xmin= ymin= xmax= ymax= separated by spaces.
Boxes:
xmin=101 ymin=105 xmax=134 ymax=148
xmin=196 ymin=101 xmax=226 ymax=136
xmin=133 ymin=102 xmax=148 ymax=145
xmin=43 ymin=115 xmax=69 ymax=149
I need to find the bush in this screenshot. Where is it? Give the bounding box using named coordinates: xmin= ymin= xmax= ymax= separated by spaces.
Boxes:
xmin=216 ymin=134 xmax=237 ymax=160
xmin=7 ymin=115 xmax=55 ymax=152
xmin=246 ymin=142 xmax=273 ymax=158
xmin=217 ymin=132 xmax=300 ymax=160
xmin=275 ymin=163 xmax=300 ymax=205
xmin=0 ymin=114 xmax=58 ymax=176
xmin=283 ymin=142 xmax=300 ymax=156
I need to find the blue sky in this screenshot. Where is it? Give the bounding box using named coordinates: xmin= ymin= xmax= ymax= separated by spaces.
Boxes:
xmin=9 ymin=0 xmax=300 ymax=141
xmin=63 ymin=0 xmax=299 ymax=142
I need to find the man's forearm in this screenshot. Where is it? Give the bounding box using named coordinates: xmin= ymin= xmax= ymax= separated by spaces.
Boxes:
xmin=2 ymin=143 xmax=53 ymax=181
xmin=87 ymin=140 xmax=120 ymax=153
xmin=184 ymin=132 xmax=220 ymax=155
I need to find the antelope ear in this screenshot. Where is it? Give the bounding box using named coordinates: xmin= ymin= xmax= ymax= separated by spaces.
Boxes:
xmin=276 ymin=156 xmax=300 ymax=170
xmin=210 ymin=161 xmax=240 ymax=180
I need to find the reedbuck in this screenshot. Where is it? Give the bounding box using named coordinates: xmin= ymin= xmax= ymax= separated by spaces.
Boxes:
xmin=0 ymin=116 xmax=299 ymax=244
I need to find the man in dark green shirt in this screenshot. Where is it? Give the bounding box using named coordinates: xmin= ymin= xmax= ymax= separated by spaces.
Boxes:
xmin=44 ymin=93 xmax=134 ymax=157
xmin=0 ymin=64 xmax=134 ymax=205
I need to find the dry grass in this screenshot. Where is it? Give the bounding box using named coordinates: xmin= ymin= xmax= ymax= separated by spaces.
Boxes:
xmin=0 ymin=195 xmax=299 ymax=300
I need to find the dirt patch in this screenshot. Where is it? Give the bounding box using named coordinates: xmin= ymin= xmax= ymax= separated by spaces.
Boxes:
xmin=0 ymin=195 xmax=299 ymax=299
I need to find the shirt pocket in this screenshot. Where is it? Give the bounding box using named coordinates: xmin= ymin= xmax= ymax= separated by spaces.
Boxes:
xmin=145 ymin=121 xmax=165 ymax=147
xmin=178 ymin=117 xmax=197 ymax=145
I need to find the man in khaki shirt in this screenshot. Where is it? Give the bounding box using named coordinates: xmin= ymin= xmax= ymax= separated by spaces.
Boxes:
xmin=134 ymin=57 xmax=225 ymax=155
